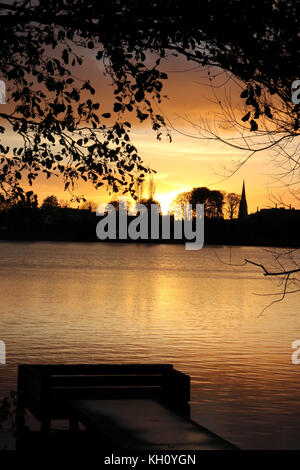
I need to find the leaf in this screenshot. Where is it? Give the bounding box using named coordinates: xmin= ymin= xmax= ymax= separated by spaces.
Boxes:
xmin=255 ymin=85 xmax=261 ymax=97
xmin=264 ymin=105 xmax=273 ymax=119
xmin=250 ymin=119 xmax=258 ymax=131
xmin=135 ymin=90 xmax=144 ymax=102
xmin=254 ymin=107 xmax=260 ymax=119
xmin=62 ymin=49 xmax=69 ymax=64
xmin=113 ymin=102 xmax=123 ymax=112
xmin=47 ymin=61 xmax=54 ymax=75
xmin=241 ymin=112 xmax=250 ymax=122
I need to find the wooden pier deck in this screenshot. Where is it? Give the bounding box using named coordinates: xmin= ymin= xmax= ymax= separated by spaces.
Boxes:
xmin=16 ymin=364 xmax=237 ymax=451
xmin=69 ymin=398 xmax=235 ymax=450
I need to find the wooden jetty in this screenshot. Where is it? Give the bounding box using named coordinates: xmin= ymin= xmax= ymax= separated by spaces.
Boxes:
xmin=16 ymin=363 xmax=237 ymax=450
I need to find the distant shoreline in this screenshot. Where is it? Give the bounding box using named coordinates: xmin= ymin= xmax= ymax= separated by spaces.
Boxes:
xmin=0 ymin=236 xmax=299 ymax=249
xmin=1 ymin=207 xmax=300 ymax=249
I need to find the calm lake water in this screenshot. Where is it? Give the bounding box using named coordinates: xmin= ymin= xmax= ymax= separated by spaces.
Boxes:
xmin=0 ymin=241 xmax=300 ymax=449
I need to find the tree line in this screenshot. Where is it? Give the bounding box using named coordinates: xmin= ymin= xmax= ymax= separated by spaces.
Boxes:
xmin=0 ymin=186 xmax=241 ymax=219
xmin=108 ymin=186 xmax=241 ymax=219
xmin=0 ymin=192 xmax=97 ymax=212
xmin=172 ymin=188 xmax=241 ymax=220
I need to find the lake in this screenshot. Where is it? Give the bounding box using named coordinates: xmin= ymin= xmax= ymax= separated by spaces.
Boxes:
xmin=0 ymin=241 xmax=300 ymax=449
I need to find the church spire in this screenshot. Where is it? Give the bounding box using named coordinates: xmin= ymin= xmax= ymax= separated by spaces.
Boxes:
xmin=238 ymin=180 xmax=248 ymax=218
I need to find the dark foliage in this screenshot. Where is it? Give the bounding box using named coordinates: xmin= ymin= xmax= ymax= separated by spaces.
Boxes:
xmin=0 ymin=0 xmax=298 ymax=202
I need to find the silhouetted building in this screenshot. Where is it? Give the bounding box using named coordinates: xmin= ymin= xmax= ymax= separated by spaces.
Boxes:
xmin=238 ymin=180 xmax=248 ymax=218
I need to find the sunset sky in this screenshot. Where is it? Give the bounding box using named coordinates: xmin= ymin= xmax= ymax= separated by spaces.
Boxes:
xmin=4 ymin=50 xmax=298 ymax=214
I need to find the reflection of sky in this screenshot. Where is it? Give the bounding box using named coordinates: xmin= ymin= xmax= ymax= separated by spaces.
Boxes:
xmin=1 ymin=243 xmax=300 ymax=449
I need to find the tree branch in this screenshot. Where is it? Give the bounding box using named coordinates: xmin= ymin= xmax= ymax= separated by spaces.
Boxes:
xmin=244 ymin=259 xmax=300 ymax=277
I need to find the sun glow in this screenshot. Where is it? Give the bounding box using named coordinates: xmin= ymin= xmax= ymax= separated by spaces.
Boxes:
xmin=156 ymin=190 xmax=185 ymax=215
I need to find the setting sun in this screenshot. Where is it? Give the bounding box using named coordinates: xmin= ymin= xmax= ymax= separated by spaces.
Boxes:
xmin=156 ymin=191 xmax=181 ymax=215
xmin=156 ymin=191 xmax=184 ymax=214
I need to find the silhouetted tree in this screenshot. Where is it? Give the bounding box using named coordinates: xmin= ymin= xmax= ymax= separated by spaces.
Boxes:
xmin=172 ymin=187 xmax=224 ymax=218
xmin=207 ymin=190 xmax=224 ymax=218
xmin=190 ymin=187 xmax=211 ymax=206
xmin=148 ymin=175 xmax=156 ymax=201
xmin=226 ymin=193 xmax=241 ymax=219
xmin=135 ymin=174 xmax=161 ymax=213
xmin=18 ymin=191 xmax=39 ymax=210
xmin=190 ymin=187 xmax=224 ymax=218
xmin=41 ymin=195 xmax=59 ymax=210
xmin=135 ymin=180 xmax=144 ymax=204
xmin=2 ymin=190 xmax=38 ymax=212
xmin=0 ymin=0 xmax=298 ymax=204
xmin=105 ymin=198 xmax=129 ymax=214
xmin=170 ymin=191 xmax=192 ymax=217
xmin=138 ymin=198 xmax=161 ymax=215
xmin=80 ymin=200 xmax=97 ymax=211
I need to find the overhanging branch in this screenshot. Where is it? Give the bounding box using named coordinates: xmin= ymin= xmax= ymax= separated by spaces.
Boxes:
xmin=245 ymin=258 xmax=300 ymax=277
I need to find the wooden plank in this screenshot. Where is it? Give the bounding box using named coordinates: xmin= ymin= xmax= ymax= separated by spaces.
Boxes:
xmin=28 ymin=364 xmax=173 ymax=375
xmin=49 ymin=374 xmax=162 ymax=387
xmin=70 ymin=399 xmax=237 ymax=450
xmin=50 ymin=386 xmax=162 ymax=401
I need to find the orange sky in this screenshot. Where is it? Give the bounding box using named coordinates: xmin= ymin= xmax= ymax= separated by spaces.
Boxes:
xmin=2 ymin=50 xmax=298 ymax=214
